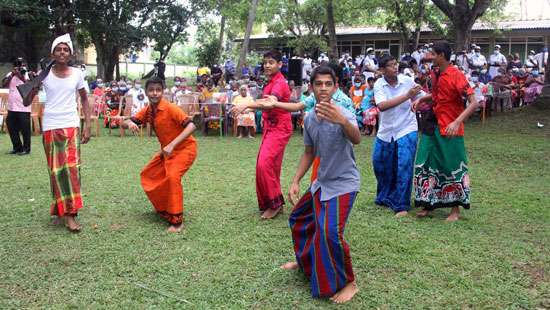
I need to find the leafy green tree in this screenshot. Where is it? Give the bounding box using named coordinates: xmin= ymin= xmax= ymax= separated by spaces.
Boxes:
xmin=194 ymin=21 xmax=221 ymax=67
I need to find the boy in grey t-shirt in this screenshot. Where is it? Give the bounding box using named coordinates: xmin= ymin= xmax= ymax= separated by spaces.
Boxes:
xmin=280 ymin=66 xmax=361 ymax=304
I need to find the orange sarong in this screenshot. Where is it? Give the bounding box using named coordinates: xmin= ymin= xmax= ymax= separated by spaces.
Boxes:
xmin=132 ymin=98 xmax=197 ymax=225
xmin=141 ymin=143 xmax=197 ymax=225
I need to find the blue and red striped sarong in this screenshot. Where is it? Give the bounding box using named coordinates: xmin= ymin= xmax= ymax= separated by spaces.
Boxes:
xmin=289 ymin=189 xmax=357 ymax=298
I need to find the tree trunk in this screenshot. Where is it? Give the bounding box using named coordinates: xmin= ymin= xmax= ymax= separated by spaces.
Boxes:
xmin=236 ymin=0 xmax=259 ymax=79
xmin=326 ymin=0 xmax=338 ymax=58
xmin=217 ymin=0 xmax=226 ymax=64
xmin=454 ymin=21 xmax=472 ymax=51
xmin=414 ymin=0 xmax=425 ymax=50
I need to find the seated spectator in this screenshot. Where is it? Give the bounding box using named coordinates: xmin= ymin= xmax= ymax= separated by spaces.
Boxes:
xmin=356 ymin=77 xmax=377 ymax=135
xmin=197 ymin=66 xmax=211 ymax=81
xmin=118 ymin=80 xmax=129 ymax=96
xmin=127 ymin=80 xmax=148 ymax=116
xmin=232 ymin=85 xmax=256 ymax=138
xmin=199 ymin=79 xmax=217 ymax=103
xmin=479 ymin=67 xmax=492 ymax=84
xmin=349 ymin=76 xmax=366 ymax=109
xmin=104 ymin=84 xmax=122 ymax=128
xmin=508 ymin=53 xmax=522 ymax=70
xmin=523 ymin=70 xmax=545 ymax=105
xmin=171 ymin=77 xmax=182 ymax=94
xmin=211 ymin=64 xmax=223 ymax=86
xmin=469 ymin=71 xmax=487 ymax=110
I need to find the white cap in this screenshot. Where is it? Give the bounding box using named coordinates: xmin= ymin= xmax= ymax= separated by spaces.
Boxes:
xmin=51 ymin=33 xmax=73 ymax=54
xmin=494 ymin=44 xmax=501 ymax=49
xmin=366 ymin=47 xmax=374 ymax=53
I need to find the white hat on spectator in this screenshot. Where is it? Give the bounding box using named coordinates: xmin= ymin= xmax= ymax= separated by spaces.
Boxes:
xmin=366 ymin=47 xmax=374 ymax=54
xmin=494 ymin=44 xmax=501 ymax=49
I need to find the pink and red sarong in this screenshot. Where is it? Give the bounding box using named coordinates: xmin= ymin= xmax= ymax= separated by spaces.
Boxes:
xmin=289 ymin=189 xmax=357 ymax=297
xmin=42 ymin=127 xmax=83 ymax=216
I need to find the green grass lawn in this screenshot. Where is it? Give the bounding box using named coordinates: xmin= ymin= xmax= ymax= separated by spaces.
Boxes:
xmin=0 ymin=107 xmax=549 ymax=309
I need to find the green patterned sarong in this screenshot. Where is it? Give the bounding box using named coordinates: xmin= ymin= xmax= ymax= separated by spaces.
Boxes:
xmin=413 ymin=126 xmax=470 ymax=210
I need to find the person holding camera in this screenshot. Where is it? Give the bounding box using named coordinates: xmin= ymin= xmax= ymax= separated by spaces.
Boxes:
xmin=2 ymin=58 xmax=31 ymax=155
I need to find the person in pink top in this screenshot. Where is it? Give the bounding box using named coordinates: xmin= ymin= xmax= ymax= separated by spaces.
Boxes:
xmin=231 ymin=49 xmax=293 ymax=219
xmin=2 ymin=58 xmax=31 ymax=155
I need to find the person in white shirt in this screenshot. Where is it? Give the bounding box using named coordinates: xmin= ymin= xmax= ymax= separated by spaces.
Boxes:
xmin=470 ymin=46 xmax=487 ymax=72
xmin=302 ymin=54 xmax=313 ymax=82
xmin=372 ymin=55 xmax=422 ymax=218
xmin=27 ymin=33 xmax=91 ymax=233
xmin=525 ymin=50 xmax=538 ymax=69
xmin=127 ymin=80 xmax=148 ymax=116
xmin=455 ymin=48 xmax=471 ymax=73
xmin=362 ymin=47 xmax=378 ymax=79
xmin=318 ymin=53 xmax=329 ymax=64
xmin=411 ymin=45 xmax=424 ymax=67
xmin=534 ymin=48 xmax=548 ymax=73
xmin=488 ymin=45 xmax=507 ymax=78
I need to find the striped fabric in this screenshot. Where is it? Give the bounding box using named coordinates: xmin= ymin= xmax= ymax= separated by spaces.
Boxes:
xmin=43 ymin=127 xmax=83 ymax=216
xmin=289 ymin=189 xmax=357 ymax=298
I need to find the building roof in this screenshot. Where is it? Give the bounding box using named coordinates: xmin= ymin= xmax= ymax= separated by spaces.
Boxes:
xmin=248 ymin=19 xmax=550 ymax=40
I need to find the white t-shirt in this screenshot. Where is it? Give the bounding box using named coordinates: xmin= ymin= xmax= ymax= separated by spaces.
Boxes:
xmin=127 ymin=87 xmax=149 ymax=116
xmin=373 ymin=75 xmax=420 ymax=142
xmin=42 ymin=67 xmax=86 ymax=131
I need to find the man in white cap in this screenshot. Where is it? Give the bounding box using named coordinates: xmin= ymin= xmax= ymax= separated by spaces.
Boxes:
xmin=489 ymin=44 xmax=507 ymax=78
xmin=27 ymin=33 xmax=91 ymax=232
xmin=470 ymin=45 xmax=487 ymax=72
xmin=361 ymin=47 xmax=378 ymax=79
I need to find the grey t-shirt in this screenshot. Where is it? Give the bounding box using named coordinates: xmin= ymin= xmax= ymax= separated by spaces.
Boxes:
xmin=304 ymin=107 xmax=361 ymax=201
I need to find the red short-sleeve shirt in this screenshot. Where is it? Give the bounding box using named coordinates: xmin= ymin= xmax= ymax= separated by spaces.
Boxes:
xmin=431 ymin=65 xmax=474 ymax=136
xmin=262 ymin=71 xmax=291 ymax=130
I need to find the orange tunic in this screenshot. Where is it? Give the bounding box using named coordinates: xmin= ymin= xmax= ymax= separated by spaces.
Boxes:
xmin=132 ymin=99 xmax=197 ymax=225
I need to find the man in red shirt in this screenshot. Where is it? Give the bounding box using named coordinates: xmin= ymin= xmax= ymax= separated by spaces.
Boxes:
xmin=412 ymin=41 xmax=479 ymax=222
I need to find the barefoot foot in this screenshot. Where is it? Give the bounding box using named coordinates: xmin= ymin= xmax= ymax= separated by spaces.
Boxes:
xmin=395 ymin=211 xmax=408 ymax=218
xmin=280 ymin=261 xmax=299 ymax=270
xmin=261 ymin=206 xmax=283 ymax=220
xmin=416 ymin=209 xmax=431 ymax=218
xmin=51 ymin=216 xmax=62 ymax=226
xmin=330 ymin=281 xmax=358 ymax=304
xmin=167 ymin=224 xmax=184 ymax=233
xmin=445 ymin=207 xmax=460 ymax=222
xmin=65 ymin=215 xmax=81 ymax=232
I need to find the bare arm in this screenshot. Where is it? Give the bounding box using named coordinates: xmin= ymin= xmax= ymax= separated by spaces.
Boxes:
xmin=341 ymin=118 xmax=361 ymax=145
xmin=274 ymin=101 xmax=305 ymax=112
xmin=288 ymin=146 xmax=315 ymax=205
xmin=79 ymin=88 xmax=91 ymax=144
xmin=445 ymin=93 xmax=478 ymax=136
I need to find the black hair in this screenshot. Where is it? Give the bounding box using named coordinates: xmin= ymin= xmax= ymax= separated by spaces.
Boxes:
xmin=310 ymin=65 xmax=336 ymax=85
xmin=470 ymin=70 xmax=479 ymax=77
xmin=379 ymin=55 xmax=396 ymax=68
xmin=367 ymin=77 xmax=375 ymax=84
xmin=263 ymin=49 xmax=282 ymax=62
xmin=145 ymin=77 xmax=166 ymax=90
xmin=432 ymin=41 xmax=452 ymax=61
xmin=328 ymin=62 xmax=341 ymax=82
